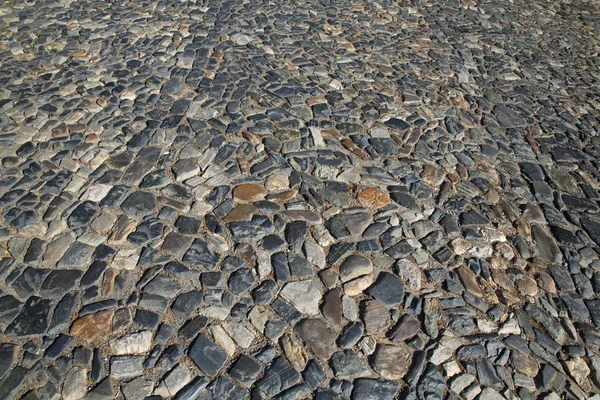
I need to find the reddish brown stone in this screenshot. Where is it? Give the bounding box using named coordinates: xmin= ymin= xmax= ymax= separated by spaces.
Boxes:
xmin=71 ymin=310 xmax=114 ymax=343
xmin=357 ymin=186 xmax=390 ymax=209
xmin=233 ymin=183 xmax=267 ymax=202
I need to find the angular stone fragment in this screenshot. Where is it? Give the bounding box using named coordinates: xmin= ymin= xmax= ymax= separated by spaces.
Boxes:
xmin=110 ymin=356 xmax=144 ymax=380
xmin=57 ymin=241 xmax=94 ymax=268
xmin=62 ymin=367 xmax=88 ymax=400
xmin=40 ymin=270 xmax=83 ymax=299
xmin=188 ymin=334 xmax=228 ymax=377
xmin=351 ymin=379 xmax=400 ymax=400
xmin=531 ymin=224 xmax=562 ymax=262
xmin=280 ymin=280 xmax=322 ymax=315
xmin=183 ymin=239 xmax=221 ymax=270
xmin=0 ymin=366 xmax=27 ymax=399
xmin=371 ymin=344 xmax=413 ymax=379
xmin=110 ymin=331 xmax=153 ymax=355
xmin=367 ymin=272 xmax=404 ymax=307
xmin=0 ymin=344 xmax=17 ymax=379
xmin=362 ymin=300 xmax=390 ymax=334
xmin=255 ymin=357 xmax=301 ymax=397
xmin=322 ymin=288 xmax=343 ymax=329
xmin=5 ymin=296 xmax=53 ymax=338
xmin=395 ymin=259 xmax=422 ymax=292
xmin=388 ymin=315 xmax=420 ymax=341
xmin=121 ymin=191 xmax=156 ymax=218
xmin=357 ymin=186 xmax=391 ymax=209
xmin=493 ymin=105 xmax=526 ymax=128
xmin=71 ymin=311 xmax=114 ymax=343
xmin=229 ymin=354 xmax=263 ymax=387
xmin=330 ymin=350 xmax=369 ymax=378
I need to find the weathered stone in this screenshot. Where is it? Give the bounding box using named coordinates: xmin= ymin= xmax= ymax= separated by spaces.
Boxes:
xmin=295 ymin=319 xmax=338 ymax=359
xmin=188 ymin=334 xmax=228 ymax=377
xmin=233 ymin=183 xmax=267 ymax=202
xmin=280 ymin=280 xmax=322 ymax=315
xmin=71 ymin=311 xmax=114 ymax=343
xmin=357 ymin=186 xmax=391 ymax=209
xmin=371 ymin=344 xmax=413 ymax=379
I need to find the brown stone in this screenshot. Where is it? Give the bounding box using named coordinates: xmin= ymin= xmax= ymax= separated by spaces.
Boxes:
xmin=109 ymin=215 xmax=137 ymax=242
xmin=102 ymin=268 xmax=118 ymax=297
xmin=294 ymin=318 xmax=337 ymax=359
xmin=266 ymin=190 xmax=297 ymax=203
xmin=71 ymin=310 xmax=114 ymax=343
xmin=233 ymin=183 xmax=266 ymax=202
xmin=517 ymin=276 xmax=538 ymax=296
xmin=362 ymin=300 xmax=390 ymax=335
xmin=421 ymin=164 xmax=444 ymax=187
xmin=537 ymin=271 xmax=557 ymax=294
xmin=341 ymin=139 xmax=369 ymax=160
xmin=371 ymin=344 xmax=413 ymax=379
xmin=457 ymin=266 xmax=483 ymax=297
xmin=281 ymin=333 xmax=307 ymax=372
xmin=356 ymin=186 xmax=391 ymax=209
xmin=86 ymin=133 xmax=101 ymax=142
xmin=224 ymin=204 xmax=258 ymax=222
xmin=491 ymin=270 xmax=516 ymax=293
xmin=511 ymin=352 xmax=539 ymax=377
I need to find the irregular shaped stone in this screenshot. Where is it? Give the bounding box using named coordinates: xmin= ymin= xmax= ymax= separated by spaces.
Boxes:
xmin=110 ymin=331 xmax=153 ymax=355
xmin=371 ymin=344 xmax=413 ymax=379
xmin=357 ymin=186 xmax=391 ymax=209
xmin=280 ymin=280 xmax=322 ymax=315
xmin=234 ymin=183 xmax=266 ymax=202
xmin=330 ymin=350 xmax=369 ymax=378
xmin=57 ymin=241 xmax=94 ymax=268
xmin=188 ymin=334 xmax=228 ymax=377
xmin=121 ymin=192 xmax=156 ymax=218
xmin=71 ymin=311 xmax=114 ymax=343
xmin=110 ymin=356 xmax=144 ymax=380
xmin=351 ymin=379 xmax=400 ymax=400
xmin=367 ymin=272 xmax=404 ymax=307
xmin=295 ymin=318 xmax=338 ymax=359
xmin=62 ymin=367 xmax=88 ymax=400
xmin=5 ymin=296 xmax=53 ymax=338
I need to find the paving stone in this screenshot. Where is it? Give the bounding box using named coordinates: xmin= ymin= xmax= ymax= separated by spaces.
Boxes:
xmin=295 ymin=318 xmax=338 ymax=359
xmin=367 ymin=272 xmax=404 ymax=307
xmin=110 ymin=356 xmax=144 ymax=380
xmin=351 ymin=379 xmax=400 ymax=400
xmin=280 ymin=280 xmax=322 ymax=315
xmin=188 ymin=334 xmax=228 ymax=377
xmin=1 ymin=1 xmax=600 ymax=398
xmin=256 ymin=356 xmax=301 ymax=397
xmin=330 ymin=350 xmax=369 ymax=378
xmin=5 ymin=296 xmax=53 ymax=338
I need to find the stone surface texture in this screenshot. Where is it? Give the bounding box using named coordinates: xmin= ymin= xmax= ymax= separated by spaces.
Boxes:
xmin=0 ymin=0 xmax=599 ymax=399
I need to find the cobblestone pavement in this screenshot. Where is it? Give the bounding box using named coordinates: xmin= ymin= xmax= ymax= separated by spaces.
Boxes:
xmin=1 ymin=0 xmax=600 ymax=399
